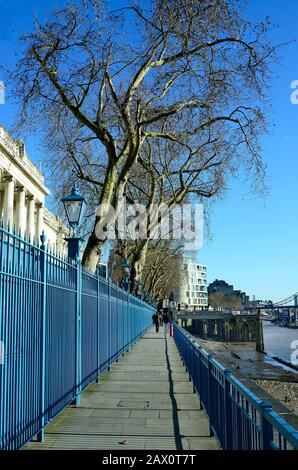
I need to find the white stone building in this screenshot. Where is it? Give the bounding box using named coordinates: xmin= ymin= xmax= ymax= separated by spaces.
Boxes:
xmin=0 ymin=125 xmax=68 ymax=250
xmin=176 ymin=256 xmax=208 ymax=310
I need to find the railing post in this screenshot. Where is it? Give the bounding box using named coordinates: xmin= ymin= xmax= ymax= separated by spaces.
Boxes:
xmin=95 ymin=273 xmax=100 ymax=384
xmin=198 ymin=347 xmax=203 ymax=410
xmin=108 ymin=277 xmax=111 ymax=371
xmin=207 ymin=354 xmax=214 ymax=437
xmin=0 ymin=224 xmax=5 ymax=449
xmin=189 ymin=338 xmax=196 ymax=385
xmin=256 ymin=307 xmax=264 ymax=352
xmin=37 ymin=232 xmax=47 ymax=442
xmin=126 ymin=291 xmax=129 ymax=352
xmin=72 ymin=259 xmax=82 ymax=405
xmin=224 ymin=369 xmax=232 ymax=450
xmin=260 ymin=401 xmax=274 ymax=450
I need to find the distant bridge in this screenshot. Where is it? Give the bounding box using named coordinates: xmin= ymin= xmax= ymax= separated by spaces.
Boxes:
xmin=246 ymin=293 xmax=298 ymax=328
xmin=250 ymin=292 xmax=298 ymax=310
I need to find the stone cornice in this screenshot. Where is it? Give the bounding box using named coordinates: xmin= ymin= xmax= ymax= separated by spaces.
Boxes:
xmin=43 ymin=207 xmax=69 ymax=234
xmin=0 ymin=125 xmax=50 ymax=196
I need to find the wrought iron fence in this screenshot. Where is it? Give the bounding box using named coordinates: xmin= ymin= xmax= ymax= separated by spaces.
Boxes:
xmin=173 ymin=323 xmax=298 ymax=450
xmin=0 ymin=225 xmax=154 ymax=450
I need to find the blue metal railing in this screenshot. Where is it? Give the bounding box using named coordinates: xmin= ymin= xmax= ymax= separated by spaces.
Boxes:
xmin=173 ymin=323 xmax=298 ymax=450
xmin=0 ymin=225 xmax=154 ymax=450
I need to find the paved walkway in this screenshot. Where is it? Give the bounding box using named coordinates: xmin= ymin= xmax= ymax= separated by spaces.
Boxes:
xmin=25 ymin=328 xmax=219 ymax=450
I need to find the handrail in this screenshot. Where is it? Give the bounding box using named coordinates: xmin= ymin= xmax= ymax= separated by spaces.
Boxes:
xmin=0 ymin=225 xmax=155 ymax=450
xmin=264 ymin=408 xmax=298 ymax=447
xmin=173 ymin=322 xmax=298 ymax=450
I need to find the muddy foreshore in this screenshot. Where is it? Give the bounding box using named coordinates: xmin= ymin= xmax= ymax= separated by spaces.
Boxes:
xmin=192 ymin=336 xmax=298 ymax=417
xmin=252 ymin=380 xmax=298 ymax=415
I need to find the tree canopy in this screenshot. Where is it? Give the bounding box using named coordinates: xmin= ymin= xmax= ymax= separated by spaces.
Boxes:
xmin=11 ymin=0 xmax=278 ymax=273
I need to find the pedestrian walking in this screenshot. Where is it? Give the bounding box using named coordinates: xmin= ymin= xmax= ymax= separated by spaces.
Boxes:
xmin=163 ymin=312 xmax=169 ymax=333
xmin=152 ymin=312 xmax=160 ymax=333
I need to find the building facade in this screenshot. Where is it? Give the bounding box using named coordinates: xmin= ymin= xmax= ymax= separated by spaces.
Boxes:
xmin=176 ymin=256 xmax=208 ymax=310
xmin=0 ymin=125 xmax=68 ymax=250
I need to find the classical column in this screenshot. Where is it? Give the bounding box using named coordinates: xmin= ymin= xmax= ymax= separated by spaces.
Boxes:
xmin=3 ymin=175 xmax=14 ymax=228
xmin=27 ymin=195 xmax=35 ymax=241
xmin=16 ymin=186 xmax=26 ymax=236
xmin=35 ymin=203 xmax=44 ymax=243
xmin=0 ymin=168 xmax=3 ymax=220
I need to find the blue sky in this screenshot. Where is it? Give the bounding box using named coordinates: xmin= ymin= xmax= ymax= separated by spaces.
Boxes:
xmin=0 ymin=0 xmax=298 ymax=301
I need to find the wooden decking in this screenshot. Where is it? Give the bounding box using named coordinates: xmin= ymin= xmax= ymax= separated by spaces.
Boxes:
xmin=25 ymin=328 xmax=219 ymax=450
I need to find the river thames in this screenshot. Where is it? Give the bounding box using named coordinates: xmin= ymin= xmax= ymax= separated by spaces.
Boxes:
xmin=263 ymin=322 xmax=298 ymax=363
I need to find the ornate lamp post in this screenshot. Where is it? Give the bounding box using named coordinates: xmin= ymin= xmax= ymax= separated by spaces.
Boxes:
xmin=143 ymin=288 xmax=149 ymax=302
xmin=61 ymin=183 xmax=87 ymax=260
xmin=121 ymin=259 xmax=131 ymax=292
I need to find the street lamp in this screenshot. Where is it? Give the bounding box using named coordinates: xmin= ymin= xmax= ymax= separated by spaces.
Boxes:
xmin=143 ymin=288 xmax=149 ymax=302
xmin=61 ymin=183 xmax=87 ymax=260
xmin=61 ymin=183 xmax=87 ymax=232
xmin=121 ymin=259 xmax=131 ymax=292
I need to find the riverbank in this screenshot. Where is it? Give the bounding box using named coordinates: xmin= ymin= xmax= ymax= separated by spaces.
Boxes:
xmin=252 ymin=380 xmax=298 ymax=415
xmin=193 ymin=336 xmax=298 ymax=418
xmin=195 ymin=338 xmax=298 ymax=381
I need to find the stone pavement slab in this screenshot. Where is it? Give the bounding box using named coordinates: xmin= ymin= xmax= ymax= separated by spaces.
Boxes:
xmin=25 ymin=328 xmax=219 ymax=451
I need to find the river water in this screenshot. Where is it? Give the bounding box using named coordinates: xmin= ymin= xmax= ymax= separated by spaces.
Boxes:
xmin=263 ymin=322 xmax=298 ymax=363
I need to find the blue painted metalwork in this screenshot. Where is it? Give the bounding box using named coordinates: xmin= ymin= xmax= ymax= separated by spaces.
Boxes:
xmin=0 ymin=224 xmax=154 ymax=450
xmin=173 ymin=323 xmax=298 ymax=450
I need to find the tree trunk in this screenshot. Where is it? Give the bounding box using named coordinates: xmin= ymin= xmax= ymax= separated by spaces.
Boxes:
xmin=130 ymin=240 xmax=149 ymax=293
xmin=82 ymin=165 xmax=118 ymax=272
xmin=82 ymin=229 xmax=104 ymax=273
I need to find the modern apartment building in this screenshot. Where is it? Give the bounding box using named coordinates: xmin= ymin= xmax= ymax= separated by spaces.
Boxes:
xmin=176 ymin=256 xmax=208 ymax=310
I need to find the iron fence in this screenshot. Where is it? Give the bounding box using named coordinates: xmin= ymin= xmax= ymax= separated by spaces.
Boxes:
xmin=0 ymin=225 xmax=154 ymax=450
xmin=173 ymin=323 xmax=298 ymax=450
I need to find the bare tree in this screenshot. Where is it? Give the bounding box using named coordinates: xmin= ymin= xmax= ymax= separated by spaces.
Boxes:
xmin=208 ymin=292 xmax=226 ymax=310
xmin=141 ymin=240 xmax=183 ymax=300
xmin=224 ymin=295 xmax=245 ymax=311
xmin=209 ymin=292 xmax=244 ymax=311
xmin=108 ymin=237 xmax=182 ymax=299
xmin=11 ymin=0 xmax=277 ymax=272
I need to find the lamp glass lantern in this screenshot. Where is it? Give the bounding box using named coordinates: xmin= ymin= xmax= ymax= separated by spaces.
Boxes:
xmin=122 ymin=259 xmax=131 ymax=278
xmin=61 ymin=183 xmax=87 ymax=230
xmin=137 ymin=280 xmax=143 ymax=297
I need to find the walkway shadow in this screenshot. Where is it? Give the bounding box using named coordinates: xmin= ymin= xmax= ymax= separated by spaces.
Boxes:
xmin=164 ymin=330 xmax=183 ymax=450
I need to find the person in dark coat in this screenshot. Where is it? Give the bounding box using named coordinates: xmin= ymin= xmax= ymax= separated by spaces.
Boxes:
xmin=152 ymin=312 xmax=160 ymax=333
xmin=163 ymin=312 xmax=169 ymax=332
